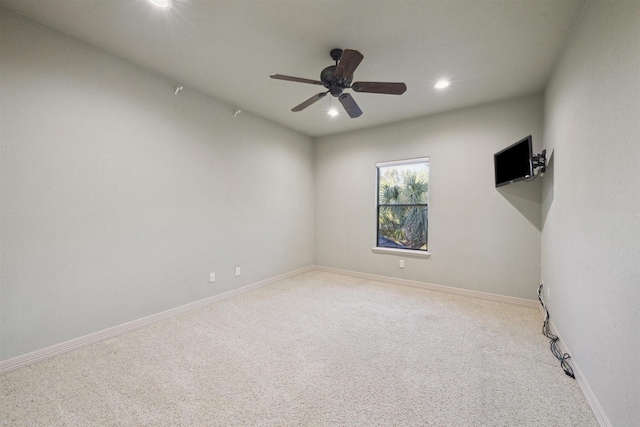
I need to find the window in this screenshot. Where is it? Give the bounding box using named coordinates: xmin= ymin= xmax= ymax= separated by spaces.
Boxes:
xmin=376 ymin=157 xmax=429 ymax=252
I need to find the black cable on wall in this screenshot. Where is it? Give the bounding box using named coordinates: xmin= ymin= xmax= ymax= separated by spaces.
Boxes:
xmin=537 ymin=284 xmax=575 ymax=379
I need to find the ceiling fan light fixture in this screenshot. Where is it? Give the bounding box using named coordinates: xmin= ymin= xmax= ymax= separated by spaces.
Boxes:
xmin=434 ymin=79 xmax=451 ymax=89
xmin=327 ymin=108 xmax=339 ymax=117
xmin=270 ymin=49 xmax=406 ymax=118
xmin=146 ymin=0 xmax=172 ymax=10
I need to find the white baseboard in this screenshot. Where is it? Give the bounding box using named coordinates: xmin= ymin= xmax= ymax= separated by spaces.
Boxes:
xmin=1 ymin=264 xmax=610 ymax=425
xmin=0 ymin=265 xmax=537 ymax=373
xmin=547 ymin=320 xmax=612 ymax=427
xmin=317 ymin=265 xmax=612 ymax=425
xmin=0 ymin=266 xmax=314 ymax=374
xmin=313 ymin=265 xmax=540 ymax=309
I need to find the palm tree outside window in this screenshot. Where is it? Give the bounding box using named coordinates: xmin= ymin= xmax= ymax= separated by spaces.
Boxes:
xmin=377 ymin=158 xmax=429 ymax=251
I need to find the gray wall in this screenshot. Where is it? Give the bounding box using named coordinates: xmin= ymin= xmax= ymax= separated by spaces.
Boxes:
xmin=314 ymin=95 xmax=543 ymax=300
xmin=0 ymin=9 xmax=314 ymax=360
xmin=3 ymin=4 xmax=639 ymax=424
xmin=542 ymin=1 xmax=640 ymax=426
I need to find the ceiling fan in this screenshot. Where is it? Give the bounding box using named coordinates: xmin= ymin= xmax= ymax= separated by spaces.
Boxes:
xmin=270 ymin=49 xmax=407 ymax=118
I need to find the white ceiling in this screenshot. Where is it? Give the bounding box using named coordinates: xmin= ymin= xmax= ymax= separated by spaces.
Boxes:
xmin=1 ymin=0 xmax=585 ymax=137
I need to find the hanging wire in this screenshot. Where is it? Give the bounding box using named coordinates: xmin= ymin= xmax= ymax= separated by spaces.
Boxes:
xmin=537 ymin=284 xmax=575 ymax=378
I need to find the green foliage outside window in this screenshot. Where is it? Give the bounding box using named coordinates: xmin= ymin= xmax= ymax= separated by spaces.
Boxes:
xmin=377 ymin=161 xmax=429 ymax=250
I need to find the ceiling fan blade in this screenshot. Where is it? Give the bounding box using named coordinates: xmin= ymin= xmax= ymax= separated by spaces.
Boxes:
xmin=270 ymin=74 xmax=323 ymax=85
xmin=335 ymin=49 xmax=363 ymax=81
xmin=292 ymin=92 xmax=328 ymax=112
xmin=351 ymin=81 xmax=407 ymax=95
xmin=338 ymin=93 xmax=362 ymax=118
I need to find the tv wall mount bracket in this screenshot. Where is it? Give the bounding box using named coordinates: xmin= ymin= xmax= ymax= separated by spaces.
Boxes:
xmin=527 ymin=149 xmax=547 ymax=181
xmin=533 ymin=149 xmax=547 ymax=174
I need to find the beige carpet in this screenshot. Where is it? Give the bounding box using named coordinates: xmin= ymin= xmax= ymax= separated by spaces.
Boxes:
xmin=0 ymin=271 xmax=598 ymax=426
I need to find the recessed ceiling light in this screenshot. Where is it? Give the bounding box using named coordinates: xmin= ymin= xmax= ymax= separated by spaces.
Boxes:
xmin=434 ymin=79 xmax=451 ymax=89
xmin=327 ymin=108 xmax=339 ymax=117
xmin=146 ymin=0 xmax=172 ymax=10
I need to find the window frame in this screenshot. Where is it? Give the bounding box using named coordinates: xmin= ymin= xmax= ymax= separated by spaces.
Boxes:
xmin=373 ymin=157 xmax=431 ymax=257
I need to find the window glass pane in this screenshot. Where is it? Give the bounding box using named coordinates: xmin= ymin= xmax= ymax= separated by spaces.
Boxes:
xmin=377 ymin=159 xmax=429 ymax=251
xmin=378 ymin=162 xmax=429 ymax=204
xmin=378 ymin=205 xmax=428 ymax=250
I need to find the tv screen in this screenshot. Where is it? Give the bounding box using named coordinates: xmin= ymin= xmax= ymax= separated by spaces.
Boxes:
xmin=494 ymin=135 xmax=533 ymax=187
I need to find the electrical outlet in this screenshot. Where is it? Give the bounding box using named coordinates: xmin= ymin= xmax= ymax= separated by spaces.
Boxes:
xmin=399 ymin=259 xmax=405 ymax=269
xmin=235 ymin=267 xmax=241 ymax=277
xmin=209 ymin=272 xmax=215 ymax=283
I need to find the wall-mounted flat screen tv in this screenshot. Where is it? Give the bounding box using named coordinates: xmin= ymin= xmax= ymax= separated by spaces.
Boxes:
xmin=494 ymin=135 xmax=533 ymax=187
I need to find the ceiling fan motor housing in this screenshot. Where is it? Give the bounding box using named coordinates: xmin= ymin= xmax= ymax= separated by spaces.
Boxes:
xmin=321 ymin=65 xmax=352 ymax=96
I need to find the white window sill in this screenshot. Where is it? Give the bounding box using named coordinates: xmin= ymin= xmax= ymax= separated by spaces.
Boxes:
xmin=371 ymin=247 xmax=431 ymax=258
